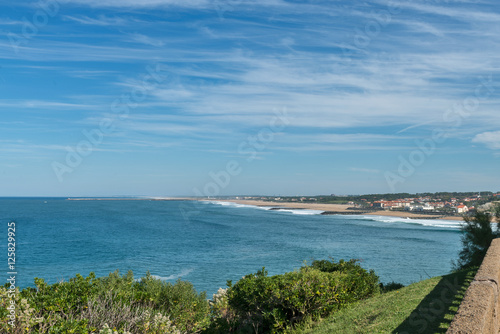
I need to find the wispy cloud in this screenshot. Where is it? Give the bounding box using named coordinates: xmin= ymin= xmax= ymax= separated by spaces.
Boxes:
xmin=394 ymin=1 xmax=500 ymax=23
xmin=0 ymin=18 xmax=24 ymax=25
xmin=472 ymin=131 xmax=500 ymax=150
xmin=128 ymin=33 xmax=165 ymax=47
xmin=2 ymin=0 xmax=500 ymax=194
xmin=63 ymin=0 xmax=289 ymax=9
xmin=0 ymin=100 xmax=102 ymax=110
xmin=63 ymin=15 xmax=133 ymax=26
xmin=63 ymin=0 xmax=211 ymax=8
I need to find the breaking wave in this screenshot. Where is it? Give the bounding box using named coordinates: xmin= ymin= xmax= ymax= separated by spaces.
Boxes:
xmin=207 ymin=201 xmax=464 ymax=228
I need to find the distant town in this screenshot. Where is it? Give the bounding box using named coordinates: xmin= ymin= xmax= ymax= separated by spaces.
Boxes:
xmin=219 ymin=192 xmax=500 ymax=216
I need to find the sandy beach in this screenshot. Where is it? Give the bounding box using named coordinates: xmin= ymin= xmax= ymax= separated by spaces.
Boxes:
xmin=66 ymin=197 xmax=465 ymax=221
xmin=221 ymin=199 xmax=464 ymax=221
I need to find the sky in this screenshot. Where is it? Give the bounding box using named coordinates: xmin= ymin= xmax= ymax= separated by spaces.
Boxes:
xmin=0 ymin=0 xmax=499 ymax=197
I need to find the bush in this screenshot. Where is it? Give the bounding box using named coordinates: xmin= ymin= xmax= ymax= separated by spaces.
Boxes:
xmin=225 ymin=259 xmax=380 ymax=333
xmin=205 ymin=287 xmax=240 ymax=333
xmin=455 ymin=206 xmax=500 ymax=270
xmin=310 ymin=258 xmax=363 ymax=274
xmin=135 ymin=273 xmax=211 ymax=333
xmin=311 ymin=259 xmax=380 ymax=300
xmin=1 ymin=261 xmax=381 ymax=333
xmin=5 ymin=271 xmax=210 ymax=334
xmin=379 ymin=281 xmax=405 ymax=293
xmin=0 ymin=287 xmax=43 ymax=333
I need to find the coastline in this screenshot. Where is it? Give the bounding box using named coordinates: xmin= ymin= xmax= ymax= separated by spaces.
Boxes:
xmin=64 ymin=197 xmax=465 ymax=221
xmin=220 ymin=199 xmax=464 ymax=221
xmin=66 ymin=197 xmax=194 ymax=201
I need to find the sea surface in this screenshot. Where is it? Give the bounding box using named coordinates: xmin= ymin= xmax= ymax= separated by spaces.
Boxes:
xmin=0 ymin=198 xmax=463 ymax=296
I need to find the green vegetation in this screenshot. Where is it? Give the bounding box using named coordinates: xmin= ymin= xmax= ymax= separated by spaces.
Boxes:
xmin=455 ymin=203 xmax=500 ymax=269
xmin=1 ymin=259 xmax=379 ymax=334
xmin=1 ymin=271 xmax=210 ymax=334
xmin=208 ymin=259 xmax=379 ymax=333
xmin=292 ymin=267 xmax=477 ymax=334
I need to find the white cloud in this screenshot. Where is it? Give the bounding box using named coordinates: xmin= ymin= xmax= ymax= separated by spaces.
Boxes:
xmin=128 ymin=33 xmax=165 ymax=47
xmin=0 ymin=19 xmax=23 ymax=25
xmin=61 ymin=0 xmax=289 ymax=9
xmin=392 ymin=19 xmax=445 ymax=37
xmin=390 ymin=1 xmax=500 ymax=23
xmin=472 ymin=131 xmax=500 ymax=149
xmin=62 ymin=0 xmax=211 ymax=8
xmin=63 ymin=15 xmax=132 ymax=26
xmin=0 ymin=100 xmax=101 ymax=110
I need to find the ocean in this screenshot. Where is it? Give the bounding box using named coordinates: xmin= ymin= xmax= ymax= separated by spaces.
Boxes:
xmin=0 ymin=198 xmax=463 ymax=296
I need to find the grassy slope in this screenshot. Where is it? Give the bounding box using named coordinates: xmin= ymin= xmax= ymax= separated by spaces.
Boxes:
xmin=292 ymin=268 xmax=477 ymax=334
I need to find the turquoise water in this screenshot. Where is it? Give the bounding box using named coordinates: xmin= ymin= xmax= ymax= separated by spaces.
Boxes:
xmin=0 ymin=198 xmax=462 ymax=296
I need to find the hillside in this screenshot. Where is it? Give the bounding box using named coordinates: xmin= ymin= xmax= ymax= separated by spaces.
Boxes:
xmin=292 ymin=268 xmax=477 ymax=334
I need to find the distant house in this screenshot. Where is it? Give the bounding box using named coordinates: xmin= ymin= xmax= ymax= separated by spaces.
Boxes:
xmin=409 ymin=205 xmax=424 ymax=212
xmin=455 ymin=205 xmax=469 ymax=213
xmin=407 ymin=204 xmax=433 ymax=212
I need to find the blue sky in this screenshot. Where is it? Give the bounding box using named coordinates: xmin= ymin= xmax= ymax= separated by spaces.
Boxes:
xmin=1 ymin=0 xmax=499 ymax=197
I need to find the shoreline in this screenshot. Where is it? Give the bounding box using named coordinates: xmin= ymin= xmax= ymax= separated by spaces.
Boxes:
xmin=64 ymin=197 xmax=465 ymax=221
xmin=220 ymin=199 xmax=465 ymax=221
xmin=66 ymin=197 xmax=194 ymax=201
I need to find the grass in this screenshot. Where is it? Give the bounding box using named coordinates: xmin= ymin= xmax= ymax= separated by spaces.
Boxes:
xmin=290 ymin=267 xmax=477 ymax=334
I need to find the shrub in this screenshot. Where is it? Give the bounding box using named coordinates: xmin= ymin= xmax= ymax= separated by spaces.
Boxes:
xmin=310 ymin=258 xmax=363 ymax=274
xmin=205 ymin=287 xmax=244 ymax=333
xmin=5 ymin=271 xmax=210 ymax=334
xmin=226 ymin=259 xmax=380 ymax=333
xmin=1 ymin=262 xmax=380 ymax=334
xmin=0 ymin=286 xmax=43 ymax=333
xmin=135 ymin=273 xmax=211 ymax=332
xmin=455 ymin=206 xmax=500 ymax=270
xmin=311 ymin=258 xmax=380 ymax=300
xmin=379 ymin=281 xmax=405 ymax=293
xmin=22 ymin=273 xmax=99 ymax=316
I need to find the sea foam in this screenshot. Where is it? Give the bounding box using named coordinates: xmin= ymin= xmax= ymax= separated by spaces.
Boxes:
xmin=207 ymin=201 xmax=463 ymax=228
xmin=208 ymin=201 xmax=323 ymax=215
